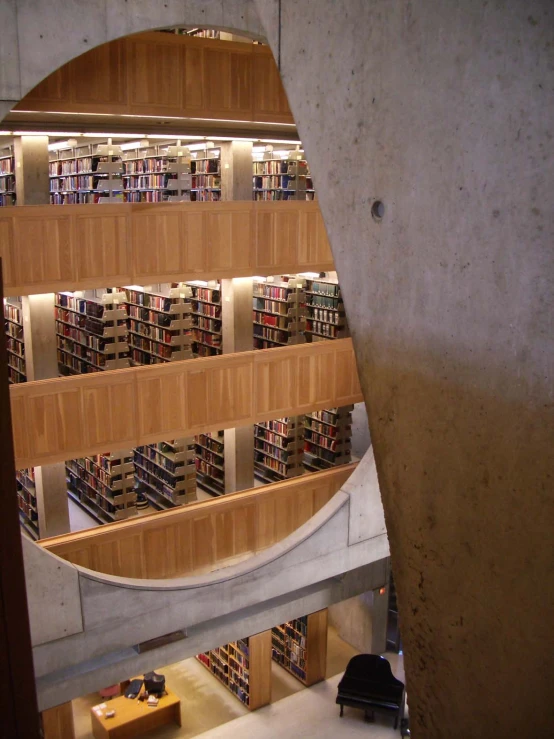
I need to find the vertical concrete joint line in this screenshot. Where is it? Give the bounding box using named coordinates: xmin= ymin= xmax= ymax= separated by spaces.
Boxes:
xmin=278 ymin=0 xmax=282 ymax=71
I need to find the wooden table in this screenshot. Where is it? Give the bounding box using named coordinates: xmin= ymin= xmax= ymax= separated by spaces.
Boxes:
xmin=90 ymin=687 xmax=181 ymax=739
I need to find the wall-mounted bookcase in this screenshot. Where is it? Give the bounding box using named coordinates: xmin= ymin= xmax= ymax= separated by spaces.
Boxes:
xmin=252 ymin=278 xmax=306 ymax=350
xmin=66 ymin=451 xmax=137 ymax=523
xmin=196 ymin=631 xmax=271 ymax=710
xmin=254 ymin=417 xmax=304 ymax=483
xmin=16 ymin=468 xmax=39 ymax=540
xmin=124 ymin=285 xmax=193 ymax=365
xmin=55 ymin=290 xmax=130 ymax=375
xmin=134 ymin=438 xmax=196 ymax=509
xmin=0 ymin=149 xmax=16 ymax=206
xmin=49 ymin=143 xmax=123 ymax=204
xmin=188 ymin=281 xmax=223 ymax=356
xmin=4 ymin=298 xmax=26 ymax=384
xmin=271 ymin=609 xmax=328 ymax=686
xmin=252 ymin=154 xmax=314 ymax=201
xmin=195 ymin=431 xmax=225 ymax=496
xmin=304 ymin=277 xmax=348 ymax=341
xmin=303 ymin=406 xmax=353 ymax=472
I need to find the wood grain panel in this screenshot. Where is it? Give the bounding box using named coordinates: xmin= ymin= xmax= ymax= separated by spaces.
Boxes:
xmin=2 ymin=202 xmax=335 ymax=297
xmin=13 ymin=213 xmax=73 ymax=291
xmin=11 ymin=340 xmax=361 ymax=468
xmin=42 ymin=702 xmax=75 ymax=739
xmin=252 ymin=46 xmax=293 ymax=124
xmin=75 ymin=211 xmax=129 ymax=286
xmin=41 ymin=464 xmax=356 ymax=579
xmin=16 ymin=32 xmax=293 ymax=124
xmin=128 ymin=37 xmax=183 ymax=114
xmin=71 ymin=39 xmax=127 ymax=107
xmin=131 ymin=207 xmax=183 ymax=281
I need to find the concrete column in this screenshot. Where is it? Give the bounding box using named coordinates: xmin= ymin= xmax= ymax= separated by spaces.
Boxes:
xmin=220 ymin=140 xmax=253 ymax=201
xmin=371 ymin=586 xmax=389 ymax=655
xmin=220 ymin=141 xmax=255 ymax=492
xmin=222 ymin=277 xmax=255 ymax=492
xmin=15 ymin=136 xmax=70 ymax=537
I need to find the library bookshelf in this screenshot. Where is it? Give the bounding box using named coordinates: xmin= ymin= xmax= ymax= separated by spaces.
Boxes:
xmin=195 ymin=431 xmax=225 ymax=496
xmin=55 ymin=290 xmax=130 ymax=375
xmin=271 ymin=610 xmax=328 ymax=686
xmin=254 ymin=417 xmax=304 ymax=484
xmin=0 ymin=149 xmax=16 ymax=206
xmin=304 ymin=277 xmax=348 ymax=341
xmin=134 ymin=439 xmax=196 ymax=510
xmin=253 ymin=155 xmax=314 ymax=201
xmin=304 ymin=406 xmax=353 ymax=473
xmin=4 ymin=298 xmax=26 ymax=384
xmin=196 ymin=631 xmax=272 ymax=710
xmin=252 ymin=277 xmax=306 ymax=350
xmin=16 ymin=468 xmax=39 ymax=540
xmin=66 ymin=451 xmax=137 ymax=524
xmin=189 ymin=281 xmax=223 ymax=357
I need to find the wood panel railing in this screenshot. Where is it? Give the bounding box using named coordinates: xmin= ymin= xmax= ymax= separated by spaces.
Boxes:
xmin=10 ymin=339 xmax=362 ymax=469
xmin=0 ymin=201 xmax=332 ymax=297
xmin=40 ymin=464 xmax=356 ymax=579
xmin=16 ymin=33 xmax=293 ymax=125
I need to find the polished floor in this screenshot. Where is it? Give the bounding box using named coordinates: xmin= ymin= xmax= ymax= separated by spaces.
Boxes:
xmin=71 ymin=627 xmax=404 ymax=739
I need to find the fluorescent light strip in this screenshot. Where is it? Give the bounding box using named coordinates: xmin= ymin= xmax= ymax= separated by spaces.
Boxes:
xmin=12 ymin=110 xmax=297 ymax=127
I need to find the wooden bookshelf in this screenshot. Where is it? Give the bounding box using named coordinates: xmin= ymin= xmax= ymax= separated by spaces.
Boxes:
xmin=252 ymin=277 xmax=306 ymax=350
xmin=134 ymin=439 xmax=196 ymax=509
xmin=196 ymin=631 xmax=271 ymax=710
xmin=304 ymin=277 xmax=348 ymax=341
xmin=16 ymin=468 xmax=39 ymax=540
xmin=254 ymin=417 xmax=304 ymax=483
xmin=188 ymin=281 xmax=223 ymax=356
xmin=55 ymin=290 xmax=130 ymax=375
xmin=66 ymin=451 xmax=137 ymax=523
xmin=304 ymin=406 xmax=353 ymax=472
xmin=0 ymin=149 xmax=16 ymax=206
xmin=4 ymin=298 xmax=26 ymax=384
xmin=253 ymin=154 xmax=314 ymax=201
xmin=271 ymin=609 xmax=328 ymax=686
xmin=195 ymin=431 xmax=225 ymax=496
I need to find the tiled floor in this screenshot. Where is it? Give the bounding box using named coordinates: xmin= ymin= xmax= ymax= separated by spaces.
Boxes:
xmin=72 ymin=627 xmax=404 ymax=739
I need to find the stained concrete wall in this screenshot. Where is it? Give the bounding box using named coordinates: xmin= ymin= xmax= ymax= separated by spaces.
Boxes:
xmin=1 ymin=1 xmax=553 ymax=736
xmin=253 ymin=1 xmax=554 ymax=737
xmin=328 ymin=588 xmax=389 ymax=656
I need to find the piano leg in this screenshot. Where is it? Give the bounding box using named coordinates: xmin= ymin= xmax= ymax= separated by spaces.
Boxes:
xmin=339 ymin=704 xmax=344 ymax=717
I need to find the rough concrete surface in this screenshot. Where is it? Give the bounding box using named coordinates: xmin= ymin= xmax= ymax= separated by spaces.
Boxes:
xmin=253 ymin=1 xmax=554 ymax=736
xmin=0 ymin=0 xmax=552 ymax=736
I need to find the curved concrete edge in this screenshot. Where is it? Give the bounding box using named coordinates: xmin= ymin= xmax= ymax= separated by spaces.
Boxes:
xmin=76 ymin=490 xmax=351 ymax=590
xmin=0 ymin=0 xmax=265 ymax=104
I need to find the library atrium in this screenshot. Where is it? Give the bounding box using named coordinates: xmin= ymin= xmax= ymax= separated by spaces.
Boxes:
xmin=0 ymin=3 xmax=552 ymax=739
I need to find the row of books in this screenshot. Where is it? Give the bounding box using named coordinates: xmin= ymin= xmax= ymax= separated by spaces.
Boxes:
xmin=50 ymin=158 xmax=93 ymax=175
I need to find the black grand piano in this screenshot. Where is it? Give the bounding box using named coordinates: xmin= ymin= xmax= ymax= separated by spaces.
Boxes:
xmin=336 ymin=654 xmax=406 ymax=730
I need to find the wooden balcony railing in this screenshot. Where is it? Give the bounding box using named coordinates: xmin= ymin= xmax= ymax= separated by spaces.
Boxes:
xmin=10 ymin=338 xmax=362 ymax=469
xmin=0 ymin=201 xmax=332 ymax=297
xmin=40 ymin=464 xmax=356 ymax=579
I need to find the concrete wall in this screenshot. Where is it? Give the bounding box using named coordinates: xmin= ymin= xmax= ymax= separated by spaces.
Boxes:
xmin=1 ymin=1 xmax=553 ymax=736
xmin=253 ymin=1 xmax=554 ymax=737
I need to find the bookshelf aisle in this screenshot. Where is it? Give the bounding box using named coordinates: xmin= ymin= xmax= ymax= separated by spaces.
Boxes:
xmin=254 ymin=417 xmax=304 ymax=484
xmin=0 ymin=147 xmax=16 ymax=206
xmin=4 ymin=298 xmax=26 ymax=384
xmin=66 ymin=452 xmax=137 ymax=524
xmin=49 ymin=143 xmax=123 ymax=204
xmin=195 ymin=432 xmax=225 ymax=496
xmin=303 ymin=275 xmax=348 ymax=341
xmin=252 ymin=277 xmax=306 ymax=350
xmin=55 ymin=290 xmax=130 ymax=375
xmin=189 ymin=281 xmax=223 ymax=356
xmin=196 ymin=631 xmax=272 ymax=710
xmin=271 ymin=610 xmax=328 ymax=686
xmin=303 ymin=406 xmax=353 ymax=473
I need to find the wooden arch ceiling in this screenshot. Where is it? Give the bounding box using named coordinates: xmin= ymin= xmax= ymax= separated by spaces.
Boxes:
xmin=7 ymin=32 xmax=298 ymax=139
